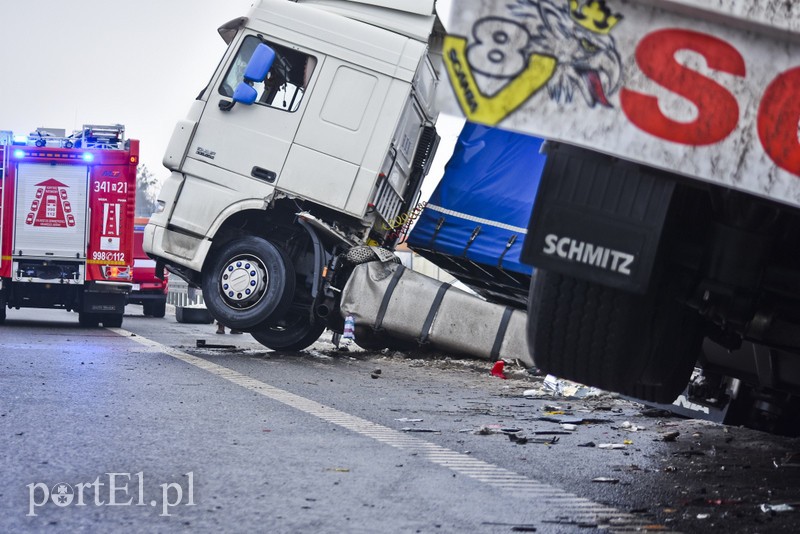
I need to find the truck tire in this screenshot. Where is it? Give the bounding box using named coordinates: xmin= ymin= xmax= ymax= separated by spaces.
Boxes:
xmin=202 ymin=237 xmax=294 ymax=331
xmin=251 ymin=312 xmax=326 ymax=352
xmin=144 ymin=300 xmax=167 ymax=318
xmin=103 ymin=314 xmax=124 ymax=328
xmin=175 ymin=306 xmax=214 ymax=324
xmin=527 ymin=269 xmax=703 ymax=402
xmin=78 ymin=312 xmax=100 ymax=328
xmin=0 ymin=291 xmax=6 ymax=324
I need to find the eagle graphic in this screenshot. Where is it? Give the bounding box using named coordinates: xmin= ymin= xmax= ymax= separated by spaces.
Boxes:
xmin=465 ymin=0 xmax=623 ymax=108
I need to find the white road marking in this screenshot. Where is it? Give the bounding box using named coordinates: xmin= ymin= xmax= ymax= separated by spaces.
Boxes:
xmin=113 ymin=328 xmax=678 ymax=533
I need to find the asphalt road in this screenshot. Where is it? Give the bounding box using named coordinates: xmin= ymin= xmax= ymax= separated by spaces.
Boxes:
xmin=2 ymin=305 xmax=800 ymax=533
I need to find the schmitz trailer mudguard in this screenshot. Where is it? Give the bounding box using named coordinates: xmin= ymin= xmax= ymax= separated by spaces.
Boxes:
xmin=521 ymin=142 xmax=675 ymax=295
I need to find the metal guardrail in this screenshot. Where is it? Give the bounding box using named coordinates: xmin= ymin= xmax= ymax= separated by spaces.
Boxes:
xmin=166 ymin=278 xmax=207 ymax=309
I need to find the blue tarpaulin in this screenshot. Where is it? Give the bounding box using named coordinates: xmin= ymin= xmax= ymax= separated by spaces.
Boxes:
xmin=407 ymin=122 xmax=546 ymax=306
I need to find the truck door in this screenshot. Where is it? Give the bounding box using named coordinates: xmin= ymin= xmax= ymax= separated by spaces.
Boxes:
xmin=190 ymin=34 xmax=320 ymax=188
xmin=13 ymin=162 xmax=89 ymax=259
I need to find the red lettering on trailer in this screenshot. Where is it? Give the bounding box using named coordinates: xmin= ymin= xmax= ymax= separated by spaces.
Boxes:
xmin=758 ymin=67 xmax=800 ymax=177
xmin=620 ymin=29 xmax=745 ymax=146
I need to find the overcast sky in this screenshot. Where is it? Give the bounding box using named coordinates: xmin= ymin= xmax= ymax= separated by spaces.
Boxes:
xmin=0 ymin=0 xmax=461 ymax=199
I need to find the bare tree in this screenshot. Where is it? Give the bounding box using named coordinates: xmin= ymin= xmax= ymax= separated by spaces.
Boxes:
xmin=135 ymin=164 xmax=161 ymax=217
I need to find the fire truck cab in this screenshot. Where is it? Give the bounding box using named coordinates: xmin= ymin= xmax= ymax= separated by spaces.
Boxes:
xmin=0 ymin=125 xmax=138 ymax=327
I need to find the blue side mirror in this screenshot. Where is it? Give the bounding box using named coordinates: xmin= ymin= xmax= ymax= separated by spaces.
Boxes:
xmin=232 ymin=82 xmax=258 ymax=105
xmin=227 ymin=43 xmax=276 ymax=108
xmin=244 ymin=43 xmax=276 ymax=83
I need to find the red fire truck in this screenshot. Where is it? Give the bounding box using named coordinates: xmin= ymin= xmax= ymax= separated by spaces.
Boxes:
xmin=0 ymin=125 xmax=138 ymax=327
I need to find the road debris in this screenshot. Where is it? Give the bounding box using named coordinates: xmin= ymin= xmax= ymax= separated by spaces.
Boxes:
xmin=760 ymin=503 xmax=796 ymax=513
xmin=508 ymin=433 xmax=529 ymax=445
xmin=490 ymin=360 xmax=507 ymax=379
xmin=401 ymin=428 xmax=440 ymax=433
xmin=482 ymin=522 xmax=537 ymax=532
xmin=371 ymin=369 xmax=382 ymax=379
xmin=538 ymin=374 xmax=603 ymax=398
xmin=195 ymin=339 xmax=237 ymax=349
xmin=592 ymin=477 xmax=620 ymax=484
xmin=598 ymin=443 xmax=627 ymax=450
xmin=661 ymin=431 xmax=680 ymax=442
xmin=395 ymin=418 xmax=423 ymax=423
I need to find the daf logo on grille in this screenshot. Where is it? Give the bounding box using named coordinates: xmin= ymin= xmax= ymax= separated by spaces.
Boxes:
xmin=195 ymin=147 xmax=216 ymax=160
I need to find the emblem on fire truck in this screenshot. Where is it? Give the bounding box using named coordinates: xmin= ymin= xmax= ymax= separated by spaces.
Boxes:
xmin=26 ymin=179 xmax=75 ymax=228
xmin=101 ymin=203 xmax=122 ymax=251
xmin=443 ymin=0 xmax=624 ymax=125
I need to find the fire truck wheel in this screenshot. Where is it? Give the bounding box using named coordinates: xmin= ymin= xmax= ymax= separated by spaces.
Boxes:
xmin=103 ymin=314 xmax=124 ymax=328
xmin=250 ymin=312 xmax=327 ymax=352
xmin=202 ymin=237 xmax=295 ymax=331
xmin=527 ymin=269 xmax=703 ymax=402
xmin=78 ymin=312 xmax=101 ymax=328
xmin=144 ymin=300 xmax=167 ymax=318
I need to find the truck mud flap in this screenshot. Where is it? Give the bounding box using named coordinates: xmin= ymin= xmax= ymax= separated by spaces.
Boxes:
xmin=340 ymin=261 xmax=532 ymax=366
xmin=521 ymin=143 xmax=675 ymax=294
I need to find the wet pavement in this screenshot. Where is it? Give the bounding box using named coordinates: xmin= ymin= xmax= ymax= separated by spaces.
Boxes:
xmin=1 ymin=305 xmax=799 ymax=532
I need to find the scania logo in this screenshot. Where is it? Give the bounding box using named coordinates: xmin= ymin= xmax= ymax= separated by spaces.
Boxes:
xmin=542 ymin=233 xmax=634 ymax=276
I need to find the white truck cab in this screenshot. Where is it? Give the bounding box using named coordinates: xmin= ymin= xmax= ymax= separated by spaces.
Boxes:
xmin=145 ymin=0 xmax=442 ymax=349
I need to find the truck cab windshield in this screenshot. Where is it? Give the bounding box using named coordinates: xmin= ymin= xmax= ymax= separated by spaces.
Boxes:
xmin=220 ymin=35 xmax=316 ymax=112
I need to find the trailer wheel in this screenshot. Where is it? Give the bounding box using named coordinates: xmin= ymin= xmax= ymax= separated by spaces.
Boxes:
xmin=103 ymin=314 xmax=124 ymax=328
xmin=144 ymin=300 xmax=167 ymax=318
xmin=175 ymin=306 xmax=214 ymax=324
xmin=0 ymin=291 xmax=6 ymax=324
xmin=251 ymin=312 xmax=326 ymax=352
xmin=202 ymin=237 xmax=294 ymax=331
xmin=527 ymin=269 xmax=702 ymax=402
xmin=78 ymin=312 xmax=100 ymax=328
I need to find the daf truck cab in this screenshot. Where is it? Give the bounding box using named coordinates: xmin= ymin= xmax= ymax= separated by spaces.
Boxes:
xmin=144 ymin=0 xmax=442 ymax=350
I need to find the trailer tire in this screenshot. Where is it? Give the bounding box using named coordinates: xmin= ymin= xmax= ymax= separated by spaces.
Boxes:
xmin=175 ymin=306 xmax=214 ymax=324
xmin=78 ymin=312 xmax=100 ymax=328
xmin=0 ymin=291 xmax=6 ymax=324
xmin=527 ymin=269 xmax=702 ymax=402
xmin=144 ymin=300 xmax=167 ymax=318
xmin=103 ymin=314 xmax=124 ymax=328
xmin=251 ymin=312 xmax=327 ymax=352
xmin=202 ymin=237 xmax=294 ymax=331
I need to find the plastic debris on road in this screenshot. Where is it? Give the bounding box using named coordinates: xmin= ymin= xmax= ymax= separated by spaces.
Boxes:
xmin=342 ymin=315 xmax=355 ymax=346
xmin=522 ymin=375 xmax=604 ymax=398
xmin=490 ymin=360 xmax=507 ymax=379
xmin=760 ymin=503 xmax=796 ymax=513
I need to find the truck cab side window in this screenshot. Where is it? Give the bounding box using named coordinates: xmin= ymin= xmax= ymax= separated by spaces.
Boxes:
xmin=219 ymin=35 xmax=317 ymax=112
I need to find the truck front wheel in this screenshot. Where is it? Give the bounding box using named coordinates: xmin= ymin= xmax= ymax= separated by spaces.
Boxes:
xmin=202 ymin=237 xmax=294 ymax=331
xmin=528 ymin=269 xmax=703 ymax=403
xmin=250 ymin=312 xmax=326 ymax=352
